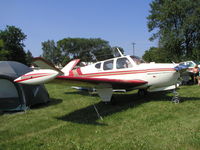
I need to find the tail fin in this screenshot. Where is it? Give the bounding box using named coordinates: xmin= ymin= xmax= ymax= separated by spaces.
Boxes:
xmin=32 ymin=57 xmax=80 ymax=76
xmin=61 ymin=59 xmax=80 ymax=75
xmin=33 ymin=57 xmax=63 ymax=74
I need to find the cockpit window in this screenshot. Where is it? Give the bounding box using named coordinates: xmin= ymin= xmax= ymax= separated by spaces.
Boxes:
xmin=186 ymin=62 xmax=195 ymax=67
xmin=95 ymin=63 xmax=101 ymax=69
xmin=103 ymin=60 xmax=113 ymax=70
xmin=116 ymin=57 xmax=132 ymax=69
xmin=194 ymin=61 xmax=200 ymax=65
xmin=130 ymin=56 xmax=145 ymax=65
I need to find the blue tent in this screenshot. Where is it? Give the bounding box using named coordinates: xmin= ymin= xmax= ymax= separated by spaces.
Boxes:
xmin=0 ymin=61 xmax=50 ymax=111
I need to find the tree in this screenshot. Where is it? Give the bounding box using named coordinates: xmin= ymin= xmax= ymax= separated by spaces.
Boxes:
xmin=42 ymin=40 xmax=62 ymax=65
xmin=0 ymin=25 xmax=27 ymax=64
xmin=142 ymin=47 xmax=171 ymax=63
xmin=57 ymin=38 xmax=114 ymax=62
xmin=88 ymin=38 xmax=113 ymax=61
xmin=147 ymin=0 xmax=200 ymax=62
xmin=26 ymin=50 xmax=33 ymax=66
xmin=0 ymin=40 xmax=9 ymax=61
xmin=112 ymin=46 xmax=124 ymax=57
xmin=42 ymin=38 xmax=123 ymax=65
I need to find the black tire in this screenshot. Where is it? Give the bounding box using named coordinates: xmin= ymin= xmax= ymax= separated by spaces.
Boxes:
xmin=138 ymin=89 xmax=148 ymax=96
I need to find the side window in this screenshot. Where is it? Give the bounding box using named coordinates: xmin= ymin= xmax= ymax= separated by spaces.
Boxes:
xmin=95 ymin=63 xmax=101 ymax=69
xmin=179 ymin=63 xmax=184 ymax=66
xmin=189 ymin=62 xmax=195 ymax=67
xmin=103 ymin=60 xmax=113 ymax=70
xmin=186 ymin=62 xmax=194 ymax=67
xmin=116 ymin=58 xmax=132 ymax=69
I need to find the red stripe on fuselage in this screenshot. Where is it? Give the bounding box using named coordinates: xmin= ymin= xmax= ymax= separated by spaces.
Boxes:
xmin=15 ymin=74 xmax=53 ymax=83
xmin=22 ymin=73 xmax=51 ymax=77
xmin=73 ymin=68 xmax=175 ymax=77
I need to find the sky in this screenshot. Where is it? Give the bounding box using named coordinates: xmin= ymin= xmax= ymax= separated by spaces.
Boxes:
xmin=0 ymin=0 xmax=156 ymax=57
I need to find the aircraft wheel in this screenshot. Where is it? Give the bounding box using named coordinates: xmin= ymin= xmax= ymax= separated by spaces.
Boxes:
xmin=103 ymin=96 xmax=116 ymax=105
xmin=138 ymin=89 xmax=148 ymax=96
xmin=110 ymin=96 xmax=117 ymax=105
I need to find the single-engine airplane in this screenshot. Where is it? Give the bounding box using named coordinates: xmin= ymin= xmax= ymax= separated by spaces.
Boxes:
xmin=14 ymin=51 xmax=187 ymax=103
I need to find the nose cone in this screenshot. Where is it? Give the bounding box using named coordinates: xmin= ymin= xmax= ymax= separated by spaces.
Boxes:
xmin=14 ymin=69 xmax=59 ymax=85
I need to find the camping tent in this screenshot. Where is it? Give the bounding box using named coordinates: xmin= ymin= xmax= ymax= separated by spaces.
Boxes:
xmin=0 ymin=61 xmax=50 ymax=111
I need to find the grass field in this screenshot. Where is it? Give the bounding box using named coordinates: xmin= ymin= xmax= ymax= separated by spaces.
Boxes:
xmin=1 ymin=83 xmax=200 ymax=150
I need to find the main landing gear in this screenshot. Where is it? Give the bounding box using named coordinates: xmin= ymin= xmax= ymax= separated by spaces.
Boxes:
xmin=102 ymin=96 xmax=116 ymax=105
xmin=137 ymin=89 xmax=148 ymax=96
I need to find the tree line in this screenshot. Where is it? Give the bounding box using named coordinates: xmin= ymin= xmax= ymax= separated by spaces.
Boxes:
xmin=41 ymin=38 xmax=123 ymax=66
xmin=0 ymin=26 xmax=122 ymax=66
xmin=1 ymin=0 xmax=200 ymax=65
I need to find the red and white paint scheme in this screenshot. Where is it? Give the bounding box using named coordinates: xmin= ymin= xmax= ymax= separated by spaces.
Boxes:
xmin=14 ymin=69 xmax=59 ymax=85
xmin=14 ymin=51 xmax=187 ymax=102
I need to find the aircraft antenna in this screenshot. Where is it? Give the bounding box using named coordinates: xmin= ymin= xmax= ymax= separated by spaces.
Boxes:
xmin=132 ymin=42 xmax=135 ymax=56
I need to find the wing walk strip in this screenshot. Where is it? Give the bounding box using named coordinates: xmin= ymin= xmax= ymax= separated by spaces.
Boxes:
xmin=71 ymin=68 xmax=175 ymax=77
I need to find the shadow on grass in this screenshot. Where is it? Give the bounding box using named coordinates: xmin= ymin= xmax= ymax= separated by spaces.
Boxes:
xmin=0 ymin=98 xmax=63 ymax=115
xmin=64 ymin=91 xmax=93 ymax=96
xmin=58 ymin=90 xmax=200 ymax=126
xmin=0 ymin=110 xmax=3 ymax=116
xmin=30 ymin=98 xmax=63 ymax=109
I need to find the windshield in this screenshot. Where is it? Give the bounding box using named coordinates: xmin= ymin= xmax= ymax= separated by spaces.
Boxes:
xmin=194 ymin=61 xmax=200 ymax=65
xmin=130 ymin=56 xmax=146 ymax=65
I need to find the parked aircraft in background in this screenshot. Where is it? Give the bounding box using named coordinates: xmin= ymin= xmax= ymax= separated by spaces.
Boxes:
xmin=179 ymin=61 xmax=200 ymax=84
xmin=14 ymin=51 xmax=187 ymax=103
xmin=179 ymin=61 xmax=200 ymax=72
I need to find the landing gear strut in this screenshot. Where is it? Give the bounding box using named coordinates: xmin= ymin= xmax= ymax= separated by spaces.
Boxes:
xmin=171 ymin=89 xmax=180 ymax=103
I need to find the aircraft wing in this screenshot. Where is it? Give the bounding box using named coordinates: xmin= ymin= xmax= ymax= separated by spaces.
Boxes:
xmin=56 ymin=76 xmax=147 ymax=89
xmin=33 ymin=57 xmax=64 ymax=74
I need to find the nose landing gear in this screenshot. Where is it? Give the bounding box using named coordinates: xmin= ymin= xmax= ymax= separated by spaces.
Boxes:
xmin=171 ymin=90 xmax=180 ymax=103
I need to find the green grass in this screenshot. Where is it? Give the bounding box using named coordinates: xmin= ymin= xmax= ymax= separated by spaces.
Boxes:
xmin=1 ymin=84 xmax=200 ymax=150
